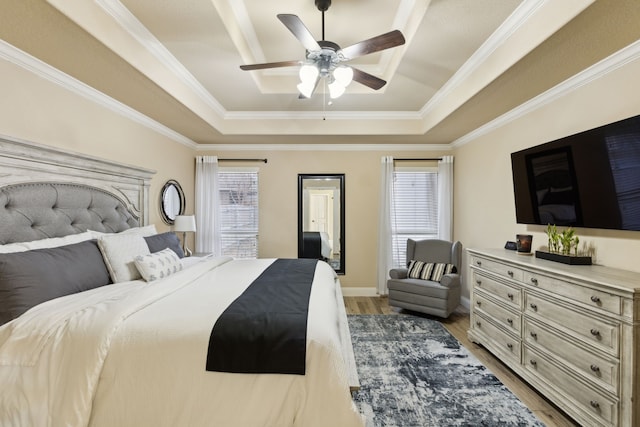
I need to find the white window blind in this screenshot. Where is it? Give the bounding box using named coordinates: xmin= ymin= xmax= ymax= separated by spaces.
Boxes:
xmin=218 ymin=168 xmax=259 ymax=258
xmin=391 ymin=167 xmax=439 ymax=267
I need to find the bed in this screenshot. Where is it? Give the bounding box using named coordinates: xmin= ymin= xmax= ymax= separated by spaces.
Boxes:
xmin=0 ymin=137 xmax=363 ymax=427
xmin=301 ymin=231 xmax=332 ymax=260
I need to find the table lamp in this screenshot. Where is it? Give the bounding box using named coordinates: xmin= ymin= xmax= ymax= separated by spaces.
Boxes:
xmin=174 ymin=215 xmax=196 ymax=257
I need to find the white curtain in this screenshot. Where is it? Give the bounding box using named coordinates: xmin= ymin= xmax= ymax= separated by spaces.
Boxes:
xmin=438 ymin=155 xmax=454 ymax=241
xmin=377 ymin=156 xmax=395 ymax=295
xmin=195 ymin=156 xmax=222 ymax=255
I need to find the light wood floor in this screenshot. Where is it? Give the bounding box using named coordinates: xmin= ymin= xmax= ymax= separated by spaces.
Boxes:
xmin=344 ymin=296 xmax=579 ymax=427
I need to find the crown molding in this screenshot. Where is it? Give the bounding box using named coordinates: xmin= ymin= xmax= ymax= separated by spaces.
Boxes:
xmin=95 ymin=0 xmax=227 ymax=118
xmin=195 ymin=143 xmax=450 ymax=152
xmin=451 ymin=38 xmax=640 ymax=149
xmin=0 ymin=40 xmax=198 ymax=149
xmin=223 ymin=110 xmax=422 ymax=121
xmin=420 ymin=0 xmax=546 ymax=118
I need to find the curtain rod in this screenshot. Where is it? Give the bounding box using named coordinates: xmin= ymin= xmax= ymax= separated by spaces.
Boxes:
xmin=218 ymin=158 xmax=268 ymax=163
xmin=394 ymin=157 xmax=442 ymax=161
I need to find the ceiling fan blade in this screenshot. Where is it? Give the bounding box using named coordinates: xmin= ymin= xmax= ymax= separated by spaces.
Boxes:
xmin=240 ymin=60 xmax=300 ymax=71
xmin=351 ymin=67 xmax=386 ymax=90
xmin=340 ymin=30 xmax=405 ymax=59
xmin=277 ymin=14 xmax=322 ymax=52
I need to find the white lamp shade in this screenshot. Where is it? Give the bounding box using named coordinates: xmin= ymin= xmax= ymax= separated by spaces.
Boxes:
xmin=297 ymin=80 xmax=316 ymax=98
xmin=299 ymin=64 xmax=319 ymax=83
xmin=328 ymin=80 xmax=346 ymax=99
xmin=333 ymin=66 xmax=353 ymax=87
xmin=174 ymin=215 xmax=196 ymax=232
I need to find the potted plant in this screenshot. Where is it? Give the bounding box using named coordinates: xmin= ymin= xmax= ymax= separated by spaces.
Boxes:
xmin=536 ymin=224 xmax=591 ymax=265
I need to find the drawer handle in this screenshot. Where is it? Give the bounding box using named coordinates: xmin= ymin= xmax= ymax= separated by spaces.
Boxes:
xmin=590 ymin=400 xmax=600 ymax=410
xmin=530 ymin=331 xmax=537 ymax=339
xmin=590 ymin=328 xmax=601 ymax=337
xmin=507 ymin=270 xmax=514 ymax=277
xmin=476 ymin=301 xmax=482 ymax=306
xmin=529 ymin=359 xmax=537 ymax=367
xmin=530 ymin=277 xmax=538 ymax=285
xmin=590 ymin=364 xmax=601 ymax=373
xmin=529 ymin=303 xmax=538 ymax=311
xmin=506 ymin=343 xmax=513 ymax=350
xmin=476 ymin=261 xmax=482 ymax=267
xmin=590 ymin=295 xmax=601 ymax=303
xmin=507 ymin=293 xmax=514 ymax=300
xmin=476 ymin=321 xmax=482 ymax=327
xmin=476 ymin=279 xmax=482 ymax=285
xmin=506 ymin=318 xmax=513 ymax=325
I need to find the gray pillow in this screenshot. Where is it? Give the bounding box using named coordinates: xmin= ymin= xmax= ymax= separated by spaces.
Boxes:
xmin=0 ymin=239 xmax=112 ymax=325
xmin=144 ymin=232 xmax=185 ymax=258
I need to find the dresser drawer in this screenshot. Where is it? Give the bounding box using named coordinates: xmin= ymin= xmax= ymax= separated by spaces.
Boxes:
xmin=472 ymin=313 xmax=521 ymax=364
xmin=524 ymin=319 xmax=619 ymax=394
xmin=471 ymin=256 xmax=523 ymax=282
xmin=474 ymin=291 xmax=521 ymax=334
xmin=524 ymin=346 xmax=618 ymax=427
xmin=473 ymin=272 xmax=522 ymax=309
xmin=524 ymin=271 xmax=621 ymax=315
xmin=525 ymin=294 xmax=619 ymax=356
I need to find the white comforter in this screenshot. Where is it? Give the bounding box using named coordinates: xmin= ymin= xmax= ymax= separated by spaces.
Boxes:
xmin=0 ymin=257 xmax=364 ymax=427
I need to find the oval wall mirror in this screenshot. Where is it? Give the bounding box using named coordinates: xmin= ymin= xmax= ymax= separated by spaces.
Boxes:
xmin=160 ymin=179 xmax=185 ymax=225
xmin=298 ymin=174 xmax=345 ymax=274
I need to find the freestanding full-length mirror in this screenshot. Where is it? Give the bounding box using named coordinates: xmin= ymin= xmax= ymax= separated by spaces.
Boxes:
xmin=298 ymin=174 xmax=345 ymax=274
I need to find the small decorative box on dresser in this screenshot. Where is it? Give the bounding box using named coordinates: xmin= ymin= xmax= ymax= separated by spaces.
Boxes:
xmin=467 ymin=248 xmax=640 ymax=427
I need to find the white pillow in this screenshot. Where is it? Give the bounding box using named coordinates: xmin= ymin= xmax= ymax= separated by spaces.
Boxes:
xmin=134 ymin=248 xmax=183 ymax=282
xmin=121 ymin=224 xmax=157 ymax=236
xmin=97 ymin=233 xmax=150 ymax=283
xmin=0 ymin=231 xmax=95 ymax=254
xmin=89 ymin=224 xmax=157 ymax=239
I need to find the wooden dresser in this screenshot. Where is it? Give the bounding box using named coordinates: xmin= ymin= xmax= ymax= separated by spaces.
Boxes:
xmin=467 ymin=248 xmax=639 ymax=427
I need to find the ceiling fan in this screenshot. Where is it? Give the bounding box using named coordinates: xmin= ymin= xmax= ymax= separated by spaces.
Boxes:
xmin=239 ymin=0 xmax=406 ymax=99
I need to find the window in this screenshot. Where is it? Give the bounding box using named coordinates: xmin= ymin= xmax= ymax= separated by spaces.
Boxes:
xmin=218 ymin=168 xmax=259 ymax=258
xmin=391 ymin=167 xmax=439 ymax=267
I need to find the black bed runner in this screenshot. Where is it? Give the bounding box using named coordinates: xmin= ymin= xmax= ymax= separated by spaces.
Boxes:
xmin=206 ymin=258 xmax=318 ymax=375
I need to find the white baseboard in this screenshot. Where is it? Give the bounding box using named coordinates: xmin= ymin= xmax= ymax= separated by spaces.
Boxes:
xmin=342 ymin=287 xmax=471 ymax=312
xmin=341 ymin=287 xmax=378 ymax=297
xmin=341 ymin=288 xmax=473 ymax=310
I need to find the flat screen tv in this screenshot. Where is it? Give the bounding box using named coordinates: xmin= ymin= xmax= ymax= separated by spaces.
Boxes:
xmin=511 ymin=114 xmax=640 ymax=231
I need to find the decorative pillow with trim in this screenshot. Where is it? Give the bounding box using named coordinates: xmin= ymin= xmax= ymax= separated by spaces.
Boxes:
xmin=134 ymin=248 xmax=183 ymax=282
xmin=407 ymin=260 xmax=457 ymax=282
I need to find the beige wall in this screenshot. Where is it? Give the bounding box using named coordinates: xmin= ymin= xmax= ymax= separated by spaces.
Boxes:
xmin=454 ymin=50 xmax=640 ymax=302
xmin=199 ymin=149 xmax=449 ymax=289
xmin=0 ymin=57 xmax=195 ymax=233
xmin=2 ymin=36 xmax=639 ymax=298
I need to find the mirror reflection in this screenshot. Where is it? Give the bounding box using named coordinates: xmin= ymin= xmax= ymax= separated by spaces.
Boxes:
xmin=160 ymin=179 xmax=185 ymax=224
xmin=298 ymin=174 xmax=345 ymax=274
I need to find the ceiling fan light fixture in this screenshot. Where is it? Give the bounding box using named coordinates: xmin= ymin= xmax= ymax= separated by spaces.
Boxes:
xmin=333 ymin=66 xmax=353 ymax=87
xmin=297 ymin=80 xmax=316 ymax=98
xmin=328 ymin=78 xmax=346 ymax=99
xmin=299 ymin=64 xmax=319 ymax=84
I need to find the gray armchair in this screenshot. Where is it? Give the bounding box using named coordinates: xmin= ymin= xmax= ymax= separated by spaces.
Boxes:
xmin=387 ymin=239 xmax=462 ymax=318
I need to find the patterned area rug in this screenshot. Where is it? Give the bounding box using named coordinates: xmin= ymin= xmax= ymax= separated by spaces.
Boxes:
xmin=349 ymin=314 xmax=544 ymax=427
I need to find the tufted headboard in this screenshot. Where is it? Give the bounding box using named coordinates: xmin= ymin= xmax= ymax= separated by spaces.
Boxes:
xmin=0 ymin=135 xmax=155 ymax=244
xmin=0 ymin=183 xmax=140 ymax=244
